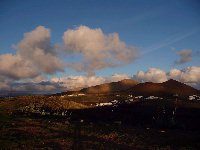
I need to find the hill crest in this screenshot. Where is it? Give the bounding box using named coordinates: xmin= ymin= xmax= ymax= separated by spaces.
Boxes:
xmin=129 ymin=79 xmax=199 ymax=97
xmin=79 ymin=79 xmax=139 ymax=94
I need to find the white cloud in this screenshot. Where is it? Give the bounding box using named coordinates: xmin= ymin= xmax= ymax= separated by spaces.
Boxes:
xmin=0 ymin=25 xmax=137 ymax=81
xmin=0 ymin=73 xmax=130 ymax=96
xmin=175 ymin=49 xmax=192 ymax=64
xmin=0 ymin=25 xmax=138 ymax=95
xmin=168 ymin=68 xmax=181 ymax=79
xmin=16 ymin=26 xmax=65 ymax=73
xmin=169 ymin=66 xmax=200 ymax=83
xmin=134 ymin=67 xmax=200 ymax=89
xmin=0 ymin=54 xmax=38 ymax=79
xmin=135 ymin=68 xmax=168 ymax=83
xmin=0 ymin=26 xmax=65 ymax=81
xmin=0 ymin=26 xmax=64 ymax=85
xmin=110 ymin=73 xmax=130 ymax=82
xmin=51 ymin=73 xmax=130 ymax=90
xmin=51 ymin=76 xmax=106 ymax=89
xmin=63 ymin=26 xmax=138 ymax=75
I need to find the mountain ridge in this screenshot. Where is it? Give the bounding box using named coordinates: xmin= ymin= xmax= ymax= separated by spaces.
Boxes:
xmin=66 ymin=79 xmax=199 ymax=97
xmin=129 ymin=79 xmax=199 ymax=97
xmin=79 ymin=79 xmax=139 ymax=94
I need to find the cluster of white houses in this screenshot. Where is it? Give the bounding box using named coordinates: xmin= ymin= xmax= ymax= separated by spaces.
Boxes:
xmin=189 ymin=95 xmax=200 ymax=101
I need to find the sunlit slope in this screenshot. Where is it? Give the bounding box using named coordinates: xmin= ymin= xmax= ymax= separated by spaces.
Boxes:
xmin=129 ymin=79 xmax=200 ymax=97
xmin=79 ymin=79 xmax=139 ymax=94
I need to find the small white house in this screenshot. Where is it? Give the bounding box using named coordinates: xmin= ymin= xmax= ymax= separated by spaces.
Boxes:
xmin=78 ymin=93 xmax=85 ymax=96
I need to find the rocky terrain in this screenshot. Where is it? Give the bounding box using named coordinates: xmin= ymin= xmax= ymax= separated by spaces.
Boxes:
xmin=1 ymin=79 xmax=200 ymax=149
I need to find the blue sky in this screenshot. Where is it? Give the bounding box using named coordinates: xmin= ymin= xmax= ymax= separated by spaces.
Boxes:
xmin=0 ymin=0 xmax=200 ymax=77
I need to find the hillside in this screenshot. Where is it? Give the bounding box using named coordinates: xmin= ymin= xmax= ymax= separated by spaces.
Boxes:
xmin=129 ymin=79 xmax=200 ymax=97
xmin=79 ymin=79 xmax=139 ymax=94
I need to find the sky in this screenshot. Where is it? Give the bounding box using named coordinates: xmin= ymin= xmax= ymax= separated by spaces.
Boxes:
xmin=0 ymin=0 xmax=200 ymax=95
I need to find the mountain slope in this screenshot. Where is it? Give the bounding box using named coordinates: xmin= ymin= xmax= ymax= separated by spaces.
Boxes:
xmin=129 ymin=79 xmax=199 ymax=97
xmin=79 ymin=79 xmax=139 ymax=94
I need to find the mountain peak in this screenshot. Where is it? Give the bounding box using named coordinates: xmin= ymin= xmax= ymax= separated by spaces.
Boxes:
xmin=129 ymin=79 xmax=199 ymax=97
xmin=79 ymin=78 xmax=138 ymax=94
xmin=119 ymin=79 xmax=138 ymax=84
xmin=167 ymin=79 xmax=178 ymax=82
xmin=164 ymin=79 xmax=180 ymax=84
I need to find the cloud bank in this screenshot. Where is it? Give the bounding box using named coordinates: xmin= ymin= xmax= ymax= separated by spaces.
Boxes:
xmin=135 ymin=68 xmax=167 ymax=83
xmin=134 ymin=66 xmax=200 ymax=89
xmin=63 ymin=26 xmax=138 ymax=75
xmin=0 ymin=74 xmax=130 ymax=96
xmin=51 ymin=73 xmax=130 ymax=90
xmin=0 ymin=26 xmax=65 ymax=81
xmin=1 ymin=67 xmax=200 ymax=96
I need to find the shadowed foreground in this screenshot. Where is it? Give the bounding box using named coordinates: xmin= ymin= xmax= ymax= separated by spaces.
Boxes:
xmin=0 ymin=115 xmax=200 ymax=150
xmin=0 ymin=97 xmax=200 ymax=150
